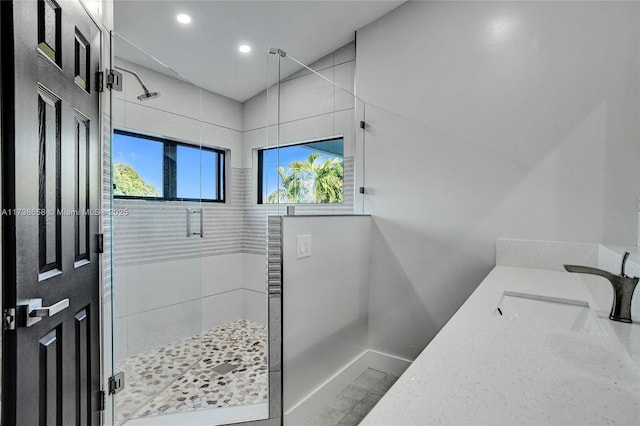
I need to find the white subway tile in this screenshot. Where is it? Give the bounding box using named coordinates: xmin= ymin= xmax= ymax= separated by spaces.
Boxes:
xmin=127 ymin=300 xmax=202 ymax=356
xmin=201 ymin=290 xmax=243 ymax=331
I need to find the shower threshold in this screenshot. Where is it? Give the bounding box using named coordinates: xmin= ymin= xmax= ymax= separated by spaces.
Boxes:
xmin=122 ymin=402 xmax=269 ymax=426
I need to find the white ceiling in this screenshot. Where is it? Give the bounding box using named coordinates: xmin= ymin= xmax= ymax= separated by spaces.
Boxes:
xmin=114 ymin=1 xmax=404 ymax=102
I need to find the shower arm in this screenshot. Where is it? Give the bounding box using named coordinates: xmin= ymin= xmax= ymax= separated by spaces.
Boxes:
xmin=113 ymin=65 xmax=151 ymax=93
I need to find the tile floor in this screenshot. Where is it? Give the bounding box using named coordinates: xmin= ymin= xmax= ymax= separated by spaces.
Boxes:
xmin=115 ymin=319 xmax=267 ymax=425
xmin=305 ymin=368 xmax=398 ymax=426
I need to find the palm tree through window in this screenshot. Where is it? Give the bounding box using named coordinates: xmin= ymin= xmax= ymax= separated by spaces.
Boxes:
xmin=258 ymin=137 xmax=344 ymax=204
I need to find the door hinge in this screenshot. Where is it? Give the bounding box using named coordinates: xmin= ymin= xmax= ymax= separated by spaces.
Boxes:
xmin=97 ymin=69 xmax=123 ymax=92
xmin=108 ymin=371 xmax=125 ymax=395
xmin=107 ymin=69 xmax=122 ymax=91
xmin=98 ymin=390 xmax=106 ymax=411
xmin=96 ymin=233 xmax=104 ymax=254
xmin=96 ymin=71 xmax=104 ymax=92
xmin=3 ymin=308 xmax=16 ymax=331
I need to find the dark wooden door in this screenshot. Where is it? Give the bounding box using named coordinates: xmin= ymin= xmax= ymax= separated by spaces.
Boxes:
xmin=2 ymin=0 xmax=102 ymax=424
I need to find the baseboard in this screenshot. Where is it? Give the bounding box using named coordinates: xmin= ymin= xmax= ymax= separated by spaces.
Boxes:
xmin=283 ymin=350 xmax=411 ymax=426
xmin=364 ymin=349 xmax=412 ymax=377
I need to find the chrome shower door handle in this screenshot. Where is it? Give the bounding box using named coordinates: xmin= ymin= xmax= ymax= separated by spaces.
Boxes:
xmin=30 ymin=298 xmax=69 ymax=318
xmin=186 ymin=208 xmax=204 ymax=237
xmin=17 ymin=298 xmax=70 ymax=327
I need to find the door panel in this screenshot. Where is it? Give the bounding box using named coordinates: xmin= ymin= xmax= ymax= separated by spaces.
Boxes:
xmin=39 ymin=327 xmax=63 ymax=425
xmin=2 ymin=0 xmax=102 ymax=424
xmin=38 ymin=84 xmax=62 ymax=276
xmin=74 ymin=307 xmax=91 ymax=425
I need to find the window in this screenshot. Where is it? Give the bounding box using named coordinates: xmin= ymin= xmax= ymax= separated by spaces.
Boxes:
xmin=112 ymin=130 xmax=225 ymax=202
xmin=258 ymin=137 xmax=344 ymax=204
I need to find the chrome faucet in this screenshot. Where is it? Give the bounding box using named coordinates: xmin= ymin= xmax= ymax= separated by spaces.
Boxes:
xmin=564 ymin=252 xmax=638 ymax=323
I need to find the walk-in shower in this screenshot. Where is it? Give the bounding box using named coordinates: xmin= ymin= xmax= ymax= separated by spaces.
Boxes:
xmin=107 ymin=34 xmax=273 ymax=426
xmin=107 ymin=25 xmax=377 ymax=426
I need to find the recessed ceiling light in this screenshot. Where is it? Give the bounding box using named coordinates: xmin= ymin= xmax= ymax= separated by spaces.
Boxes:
xmin=176 ymin=14 xmax=191 ymax=24
xmin=238 ymin=45 xmax=251 ymax=53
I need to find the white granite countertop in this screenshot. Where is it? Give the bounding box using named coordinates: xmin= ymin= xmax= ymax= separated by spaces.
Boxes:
xmin=361 ymin=266 xmax=640 ymax=425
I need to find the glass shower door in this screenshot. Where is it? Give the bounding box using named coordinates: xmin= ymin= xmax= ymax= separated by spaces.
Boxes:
xmin=108 ymin=34 xmax=206 ymax=425
xmin=107 ymin=33 xmax=273 ymax=426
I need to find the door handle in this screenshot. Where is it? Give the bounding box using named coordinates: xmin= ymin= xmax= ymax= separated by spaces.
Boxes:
xmin=30 ymin=298 xmax=69 ymax=317
xmin=17 ymin=298 xmax=70 ymax=327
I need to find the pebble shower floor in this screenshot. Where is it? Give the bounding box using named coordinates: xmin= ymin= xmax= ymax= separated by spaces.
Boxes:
xmin=114 ymin=319 xmax=268 ymax=425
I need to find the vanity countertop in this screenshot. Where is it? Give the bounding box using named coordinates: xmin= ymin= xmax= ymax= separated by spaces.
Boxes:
xmin=360 ymin=266 xmax=640 ymax=425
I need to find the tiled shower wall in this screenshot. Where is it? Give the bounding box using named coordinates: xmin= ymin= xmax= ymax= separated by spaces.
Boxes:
xmin=110 ymin=42 xmax=358 ymax=360
xmin=243 ymin=41 xmax=360 ymax=249
xmin=110 ymin=56 xmax=252 ymax=360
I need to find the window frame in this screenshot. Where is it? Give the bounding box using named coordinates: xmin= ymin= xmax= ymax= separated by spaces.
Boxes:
xmin=257 ymin=136 xmax=344 ymax=205
xmin=113 ymin=129 xmax=226 ymax=203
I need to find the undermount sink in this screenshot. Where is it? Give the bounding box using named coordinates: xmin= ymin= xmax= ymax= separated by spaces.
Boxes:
xmin=494 ymin=291 xmax=607 ymax=336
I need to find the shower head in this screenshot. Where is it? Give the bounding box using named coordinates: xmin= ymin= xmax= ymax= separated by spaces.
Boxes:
xmin=114 ymin=65 xmax=160 ymax=102
xmin=137 ymin=90 xmax=160 ymax=101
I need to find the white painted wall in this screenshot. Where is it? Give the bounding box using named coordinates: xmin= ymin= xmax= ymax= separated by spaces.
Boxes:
xmin=357 ymin=1 xmax=640 ymax=360
xmin=281 ymin=216 xmax=371 ymax=414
